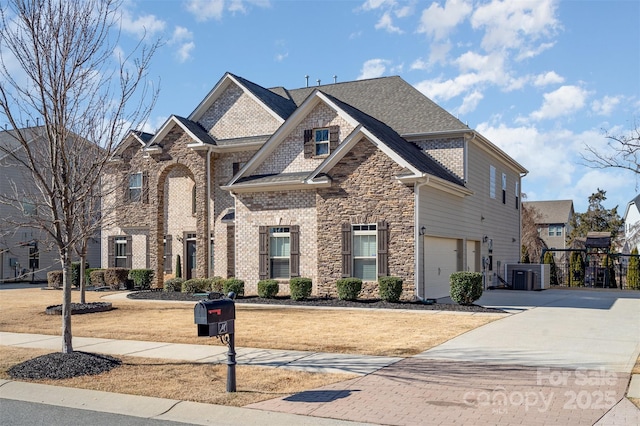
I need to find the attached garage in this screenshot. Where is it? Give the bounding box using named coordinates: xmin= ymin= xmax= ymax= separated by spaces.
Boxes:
xmin=423 ymin=236 xmax=460 ymax=300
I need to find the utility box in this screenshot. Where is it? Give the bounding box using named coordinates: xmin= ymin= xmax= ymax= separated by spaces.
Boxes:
xmin=512 ymin=269 xmax=533 ymax=291
xmin=194 ymin=298 xmax=235 ymax=337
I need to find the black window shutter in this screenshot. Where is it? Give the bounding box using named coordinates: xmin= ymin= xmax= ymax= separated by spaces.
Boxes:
xmin=165 ymin=235 xmax=172 ymax=272
xmin=303 ymin=129 xmax=313 ymax=142
xmin=142 ymin=171 xmax=149 ymax=204
xmin=303 ymin=129 xmax=314 ymax=159
xmin=108 ymin=236 xmax=115 ymax=267
xmin=259 ymin=226 xmax=269 ymax=280
xmin=329 ymin=126 xmax=339 ymax=152
xmin=125 ymin=235 xmax=133 ymax=269
xmin=377 ymin=221 xmax=389 ymax=277
xmin=290 ymin=225 xmax=300 ymax=278
xmin=341 ymin=223 xmax=352 ymax=277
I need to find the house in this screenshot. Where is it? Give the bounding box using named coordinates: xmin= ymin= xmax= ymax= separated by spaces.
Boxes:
xmin=522 ymin=200 xmax=574 ymax=254
xmin=0 ymin=127 xmax=101 ymax=281
xmin=622 ymin=194 xmax=640 ymax=253
xmin=102 ymin=73 xmax=527 ymax=300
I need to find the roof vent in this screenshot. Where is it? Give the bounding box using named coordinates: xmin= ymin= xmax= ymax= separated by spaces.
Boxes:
xmin=305 ymin=75 xmax=309 ymax=88
xmin=333 ymin=75 xmax=337 ymax=83
xmin=317 ymin=79 xmax=321 ymax=86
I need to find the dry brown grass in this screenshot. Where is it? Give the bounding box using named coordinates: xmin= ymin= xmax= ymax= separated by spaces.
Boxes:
xmin=0 ymin=288 xmax=502 ymax=357
xmin=0 ymin=346 xmax=356 ymax=406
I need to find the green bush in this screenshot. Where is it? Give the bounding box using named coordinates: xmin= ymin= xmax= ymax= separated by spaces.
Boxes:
xmin=543 ymin=252 xmax=558 ymax=286
xmin=449 ymin=271 xmax=483 ymax=305
xmin=89 ymin=270 xmax=106 ymax=287
xmin=129 ymin=269 xmax=154 ymax=290
xmin=628 ymin=248 xmax=640 ymax=290
xmin=569 ymin=251 xmax=585 ymax=287
xmin=71 ymin=262 xmax=81 ymax=288
xmin=175 ymin=254 xmax=182 ymax=278
xmin=336 ymin=277 xmax=362 ymax=301
xmin=85 ymin=268 xmax=101 ymax=286
xmin=289 ymin=277 xmax=312 ymax=301
xmin=103 ymin=268 xmax=129 ymax=290
xmin=223 ymin=278 xmax=245 ymax=297
xmin=378 ymin=276 xmax=403 ymax=302
xmin=210 ymin=276 xmax=225 ymax=292
xmin=181 ymin=278 xmax=210 ymax=293
xmin=47 ymin=270 xmax=62 ymax=289
xmin=163 ymin=277 xmax=184 ymax=292
xmin=257 ymin=279 xmax=279 ymax=298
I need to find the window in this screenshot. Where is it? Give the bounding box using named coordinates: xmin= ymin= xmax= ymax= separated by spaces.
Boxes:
xmin=115 ymin=236 xmax=128 ymax=268
xmin=129 ymin=172 xmax=142 ymax=202
xmin=314 ymin=128 xmax=329 ymax=156
xmin=22 ymin=198 xmax=36 ymax=216
xmin=353 ymin=224 xmax=377 ymax=281
xmin=548 ymin=225 xmax=563 ymax=237
xmin=489 ymin=166 xmax=496 ymax=199
xmin=29 ymin=245 xmax=39 ymax=270
xmin=502 ymin=173 xmax=507 ymax=204
xmin=163 ymin=235 xmax=172 ymax=273
xmin=269 ymin=227 xmax=290 ymax=279
xmin=515 ymin=182 xmax=520 ymax=209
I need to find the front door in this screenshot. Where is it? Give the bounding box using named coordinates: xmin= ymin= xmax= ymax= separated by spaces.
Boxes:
xmin=186 ymin=239 xmax=196 ymax=280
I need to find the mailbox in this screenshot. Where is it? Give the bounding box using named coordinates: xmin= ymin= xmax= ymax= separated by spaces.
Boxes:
xmin=194 ymin=298 xmax=235 ymax=337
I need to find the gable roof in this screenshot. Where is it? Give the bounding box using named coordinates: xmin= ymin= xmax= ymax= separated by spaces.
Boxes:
xmin=623 ymin=194 xmax=640 ymax=220
xmin=523 ymin=200 xmax=574 ymax=224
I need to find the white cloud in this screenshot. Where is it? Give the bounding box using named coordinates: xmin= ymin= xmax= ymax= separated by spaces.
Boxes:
xmin=185 ymin=0 xmax=269 ymax=21
xmin=417 ymin=0 xmax=472 ymax=41
xmin=471 ymin=0 xmax=560 ymax=57
xmin=533 ymin=71 xmax=564 ymax=87
xmin=530 ymin=85 xmax=589 ymax=120
xmin=458 ymin=90 xmax=483 ymax=114
xmin=410 ymin=58 xmax=429 ymax=71
xmin=169 ymin=27 xmax=195 ymax=63
xmin=120 ymin=11 xmax=166 ymax=38
xmin=361 ymin=0 xmax=395 ymax=11
xmin=591 ymin=95 xmax=621 ymax=116
xmin=357 ymin=59 xmax=391 ymax=79
xmin=275 ymin=52 xmax=289 ymax=62
xmin=375 ymin=12 xmax=403 ymax=34
xmin=176 ymin=42 xmax=195 ymax=63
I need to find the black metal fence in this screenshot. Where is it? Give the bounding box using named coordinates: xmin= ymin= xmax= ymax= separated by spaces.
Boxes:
xmin=543 ymin=250 xmax=638 ymax=289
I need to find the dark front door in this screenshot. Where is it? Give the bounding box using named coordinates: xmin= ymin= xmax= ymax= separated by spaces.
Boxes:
xmin=186 ymin=240 xmax=196 ymax=280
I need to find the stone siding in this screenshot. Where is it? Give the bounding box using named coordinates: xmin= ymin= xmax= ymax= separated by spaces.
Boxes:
xmin=316 ymin=138 xmax=416 ymax=299
xmin=199 ymin=84 xmax=281 ymax=139
xmin=414 ymin=138 xmax=465 ymax=180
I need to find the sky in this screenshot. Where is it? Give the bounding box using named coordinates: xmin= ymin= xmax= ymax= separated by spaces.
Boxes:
xmin=22 ymin=0 xmax=640 ymax=213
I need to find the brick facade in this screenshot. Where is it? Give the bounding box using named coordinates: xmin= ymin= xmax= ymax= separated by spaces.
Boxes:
xmin=414 ymin=138 xmax=465 ymax=180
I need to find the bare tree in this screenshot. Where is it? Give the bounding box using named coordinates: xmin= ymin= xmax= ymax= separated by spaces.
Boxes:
xmin=0 ymin=0 xmax=158 ymax=353
xmin=521 ymin=201 xmax=547 ymax=263
xmin=583 ymin=120 xmax=640 ymax=176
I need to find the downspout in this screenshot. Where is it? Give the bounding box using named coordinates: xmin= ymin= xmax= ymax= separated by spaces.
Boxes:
xmin=415 ymin=178 xmax=429 ymax=300
xmin=207 ymin=147 xmax=212 ymax=278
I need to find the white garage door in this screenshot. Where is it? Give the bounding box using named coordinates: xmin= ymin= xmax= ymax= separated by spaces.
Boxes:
xmin=424 ymin=236 xmax=459 ymax=300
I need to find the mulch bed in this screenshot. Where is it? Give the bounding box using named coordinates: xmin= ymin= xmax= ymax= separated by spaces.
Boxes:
xmin=127 ymin=291 xmax=505 ymax=313
xmin=8 ymin=352 xmax=122 ymax=380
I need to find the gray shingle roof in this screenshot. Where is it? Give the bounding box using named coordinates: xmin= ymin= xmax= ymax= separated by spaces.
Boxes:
xmin=279 ymin=76 xmax=469 ymax=135
xmin=523 ymin=200 xmax=574 ymax=224
xmin=173 ymin=116 xmax=216 ymax=145
xmin=324 ymin=93 xmax=464 ymax=186
xmin=230 ymin=74 xmax=297 ymax=120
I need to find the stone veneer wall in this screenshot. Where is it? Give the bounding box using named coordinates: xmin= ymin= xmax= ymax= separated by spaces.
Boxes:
xmin=254 ymin=103 xmax=355 ymax=175
xmin=316 ymin=138 xmax=416 ymax=299
xmin=199 ymin=84 xmax=281 ymax=139
xmin=234 ymin=190 xmax=317 ymax=295
xmin=414 ymin=138 xmax=465 ymax=180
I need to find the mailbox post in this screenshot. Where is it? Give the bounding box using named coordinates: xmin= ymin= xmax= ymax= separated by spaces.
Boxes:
xmin=194 ymin=294 xmax=236 ymax=392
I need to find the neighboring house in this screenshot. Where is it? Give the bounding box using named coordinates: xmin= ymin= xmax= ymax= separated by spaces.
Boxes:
xmin=522 ymin=200 xmax=574 ymax=253
xmin=622 ymin=194 xmax=640 ymax=253
xmin=0 ymin=127 xmax=101 ymax=281
xmin=102 ymin=73 xmax=527 ymax=300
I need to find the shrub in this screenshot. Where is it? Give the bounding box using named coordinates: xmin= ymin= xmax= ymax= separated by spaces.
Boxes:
xmin=601 ymin=255 xmax=617 ymax=288
xmin=543 ymin=252 xmax=558 ymax=286
xmin=129 ymin=269 xmax=154 ymax=290
xmin=210 ymin=276 xmax=225 ymax=292
xmin=89 ymin=270 xmax=106 ymax=287
xmin=223 ymin=278 xmax=245 ymax=297
xmin=569 ymin=251 xmax=585 ymax=287
xmin=164 ymin=277 xmax=184 ymax=292
xmin=290 ymin=277 xmax=312 ymax=300
xmin=85 ymin=268 xmax=101 ymax=286
xmin=628 ymin=248 xmax=640 ymax=290
xmin=257 ymin=279 xmax=279 ymax=298
xmin=520 ymin=245 xmax=530 ymax=264
xmin=103 ymin=268 xmax=130 ymax=290
xmin=182 ymin=278 xmax=210 ymax=293
xmin=379 ymin=276 xmax=403 ymax=302
xmin=175 ymin=254 xmax=182 ymax=278
xmin=71 ymin=262 xmax=81 ymax=288
xmin=336 ymin=277 xmax=362 ymax=301
xmin=450 ymin=271 xmax=483 ymax=305
xmin=47 ymin=270 xmax=62 ymax=289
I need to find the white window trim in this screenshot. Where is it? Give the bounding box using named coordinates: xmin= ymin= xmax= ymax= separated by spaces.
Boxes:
xmin=314 ymin=128 xmax=330 ymax=156
xmin=129 ymin=172 xmax=143 ymax=202
xmin=115 ymin=236 xmax=127 ymax=267
xmin=270 ymin=227 xmax=290 ymax=279
xmin=353 ymin=224 xmax=377 ymax=281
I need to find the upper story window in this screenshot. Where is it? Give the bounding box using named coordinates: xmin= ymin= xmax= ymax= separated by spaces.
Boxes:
xmin=129 ymin=172 xmax=142 ymax=202
xmin=515 ymin=182 xmax=520 ymax=209
xmin=489 ymin=165 xmax=496 ymax=199
xmin=22 ymin=198 xmax=36 ymax=216
xmin=502 ymin=173 xmax=507 ymax=204
xmin=548 ymin=225 xmax=563 ymax=237
xmin=314 ymin=128 xmax=329 ymax=156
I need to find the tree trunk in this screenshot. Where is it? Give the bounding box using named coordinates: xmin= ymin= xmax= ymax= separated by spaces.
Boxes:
xmin=79 ymin=249 xmax=87 ymax=304
xmin=61 ymin=252 xmax=73 ymax=353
